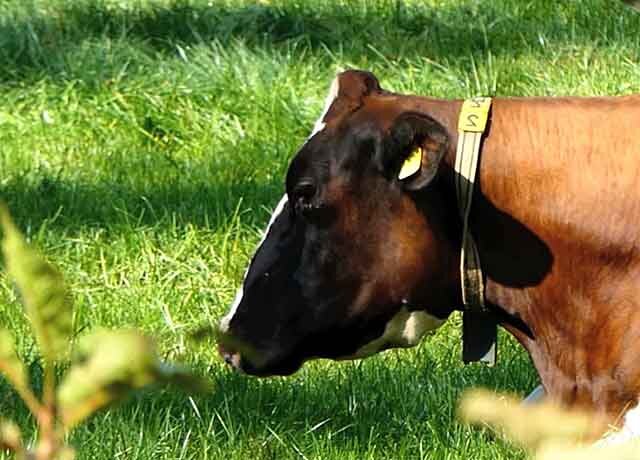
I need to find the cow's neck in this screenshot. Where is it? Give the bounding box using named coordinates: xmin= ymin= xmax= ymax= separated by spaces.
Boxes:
xmin=400 ymin=95 xmax=640 ymax=422
xmin=401 ymin=96 xmax=544 ymax=342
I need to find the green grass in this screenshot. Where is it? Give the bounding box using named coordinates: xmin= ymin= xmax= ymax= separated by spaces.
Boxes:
xmin=1 ymin=0 xmax=639 ymax=458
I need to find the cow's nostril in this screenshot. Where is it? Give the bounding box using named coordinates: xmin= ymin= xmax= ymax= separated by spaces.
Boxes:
xmin=218 ymin=343 xmax=243 ymax=371
xmin=218 ymin=344 xmax=232 ymax=364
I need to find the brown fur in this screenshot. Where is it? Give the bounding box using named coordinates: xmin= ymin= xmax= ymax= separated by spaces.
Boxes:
xmin=221 ymin=70 xmax=640 ymax=427
xmin=371 ymin=92 xmax=640 ymax=422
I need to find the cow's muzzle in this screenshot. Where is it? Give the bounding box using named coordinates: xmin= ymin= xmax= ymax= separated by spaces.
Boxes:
xmin=217 ymin=331 xmax=273 ymax=375
xmin=217 ymin=343 xmax=276 ymax=376
xmin=218 ymin=343 xmax=243 ymax=371
xmin=216 ymin=329 xmax=259 ymax=374
xmin=217 ymin=331 xmax=303 ymax=377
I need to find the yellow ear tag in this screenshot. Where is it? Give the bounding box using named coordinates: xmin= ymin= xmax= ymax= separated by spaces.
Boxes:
xmin=398 ymin=147 xmax=422 ymax=180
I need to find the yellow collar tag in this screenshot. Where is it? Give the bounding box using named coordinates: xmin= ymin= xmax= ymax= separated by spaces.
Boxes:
xmin=398 ymin=147 xmax=422 ymax=180
xmin=458 ymin=97 xmax=492 ymax=133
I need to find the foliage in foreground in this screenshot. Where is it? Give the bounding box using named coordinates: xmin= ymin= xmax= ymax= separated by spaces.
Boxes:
xmin=0 ymin=205 xmax=207 ymax=460
xmin=460 ymin=389 xmax=640 ymax=460
xmin=2 ymin=0 xmax=639 ymax=458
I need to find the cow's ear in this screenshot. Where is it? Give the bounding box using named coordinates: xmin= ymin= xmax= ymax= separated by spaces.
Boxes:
xmin=385 ymin=113 xmax=449 ymax=191
xmin=322 ymin=70 xmax=381 ymax=120
xmin=335 ymin=70 xmax=381 ymax=101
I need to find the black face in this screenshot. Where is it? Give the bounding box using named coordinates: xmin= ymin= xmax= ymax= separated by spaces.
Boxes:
xmin=218 ymin=70 xmax=457 ymax=376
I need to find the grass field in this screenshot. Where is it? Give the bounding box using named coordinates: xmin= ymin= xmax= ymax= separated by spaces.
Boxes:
xmin=1 ymin=0 xmax=639 ymax=458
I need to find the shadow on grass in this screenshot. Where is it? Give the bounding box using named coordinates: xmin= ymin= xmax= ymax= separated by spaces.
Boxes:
xmin=1 ymin=0 xmax=636 ymax=83
xmin=0 ymin=175 xmax=283 ymax=234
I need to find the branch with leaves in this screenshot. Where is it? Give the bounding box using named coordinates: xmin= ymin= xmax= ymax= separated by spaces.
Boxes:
xmin=0 ymin=205 xmax=208 ymax=460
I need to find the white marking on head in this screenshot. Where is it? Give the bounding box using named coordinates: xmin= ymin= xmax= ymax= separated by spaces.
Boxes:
xmin=306 ymin=75 xmax=340 ymax=141
xmin=219 ymin=194 xmax=288 ymax=333
xmin=220 ymin=74 xmax=342 ymax=333
xmin=349 ymin=307 xmax=445 ymax=359
xmin=219 ymin=76 xmax=340 ymax=333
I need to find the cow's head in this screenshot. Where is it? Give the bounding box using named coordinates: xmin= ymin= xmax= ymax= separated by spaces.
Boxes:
xmin=218 ymin=70 xmax=461 ymax=376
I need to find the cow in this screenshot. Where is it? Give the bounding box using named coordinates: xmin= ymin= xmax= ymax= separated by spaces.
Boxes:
xmin=218 ymin=69 xmax=640 ymax=438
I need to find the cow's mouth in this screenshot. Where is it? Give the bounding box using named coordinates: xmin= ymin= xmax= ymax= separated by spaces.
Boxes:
xmin=218 ymin=344 xmax=243 ymax=369
xmin=217 ymin=342 xmax=303 ymax=377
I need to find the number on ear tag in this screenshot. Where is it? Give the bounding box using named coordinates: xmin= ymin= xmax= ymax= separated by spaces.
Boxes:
xmin=398 ymin=147 xmax=422 ymax=180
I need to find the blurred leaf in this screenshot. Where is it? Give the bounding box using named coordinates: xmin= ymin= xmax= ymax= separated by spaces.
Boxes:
xmin=54 ymin=446 xmax=76 ymax=460
xmin=0 ymin=329 xmax=28 ymax=393
xmin=623 ymin=1 xmax=640 ymax=12
xmin=0 ymin=419 xmax=22 ymax=452
xmin=458 ymin=389 xmax=606 ymax=450
xmin=156 ymin=361 xmax=211 ymax=394
xmin=187 ymin=324 xmax=218 ymax=343
xmin=58 ymin=330 xmax=209 ymax=429
xmin=536 ymin=440 xmax=640 ymax=460
xmin=0 ymin=205 xmax=73 ymax=364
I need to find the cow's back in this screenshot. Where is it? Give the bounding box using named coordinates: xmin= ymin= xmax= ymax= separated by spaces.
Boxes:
xmin=482 ymin=95 xmax=640 ymax=239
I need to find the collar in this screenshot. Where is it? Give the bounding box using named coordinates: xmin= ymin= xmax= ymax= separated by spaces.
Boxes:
xmin=454 ymin=97 xmax=497 ymax=366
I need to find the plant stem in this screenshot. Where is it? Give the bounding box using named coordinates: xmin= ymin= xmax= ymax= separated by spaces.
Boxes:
xmin=43 ymin=362 xmax=56 ymax=413
xmin=37 ymin=362 xmax=58 ymax=460
xmin=14 ymin=385 xmax=43 ymax=420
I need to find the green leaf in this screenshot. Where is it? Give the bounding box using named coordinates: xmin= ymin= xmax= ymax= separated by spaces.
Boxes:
xmin=0 ymin=329 xmax=28 ymax=393
xmin=0 ymin=205 xmax=73 ymax=364
xmin=0 ymin=419 xmax=22 ymax=452
xmin=54 ymin=446 xmax=76 ymax=460
xmin=58 ymin=330 xmax=209 ymax=429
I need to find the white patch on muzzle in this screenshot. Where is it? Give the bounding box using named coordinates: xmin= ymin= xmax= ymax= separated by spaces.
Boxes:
xmin=219 ymin=75 xmax=341 ymax=333
xmin=219 ymin=195 xmax=288 ymax=333
xmin=349 ymin=308 xmax=445 ymax=359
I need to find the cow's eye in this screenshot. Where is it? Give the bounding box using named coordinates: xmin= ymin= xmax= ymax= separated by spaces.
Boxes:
xmin=294 ymin=181 xmax=315 ymax=201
